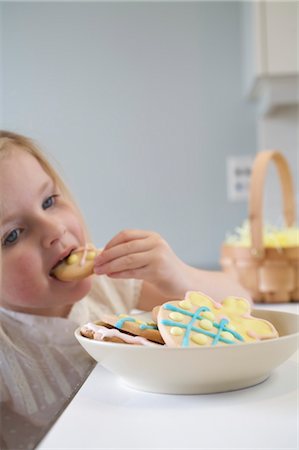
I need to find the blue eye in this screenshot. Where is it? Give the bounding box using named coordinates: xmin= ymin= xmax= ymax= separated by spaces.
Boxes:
xmin=42 ymin=195 xmax=57 ymax=210
xmin=2 ymin=229 xmax=21 ymax=247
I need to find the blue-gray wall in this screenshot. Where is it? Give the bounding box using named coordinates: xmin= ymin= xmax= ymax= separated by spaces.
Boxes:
xmin=1 ymin=1 xmax=257 ymax=268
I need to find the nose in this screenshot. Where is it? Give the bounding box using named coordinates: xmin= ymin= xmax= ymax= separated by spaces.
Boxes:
xmin=40 ymin=216 xmax=66 ymax=248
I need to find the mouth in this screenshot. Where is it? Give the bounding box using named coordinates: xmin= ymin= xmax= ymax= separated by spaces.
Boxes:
xmin=49 ymin=247 xmax=76 ymax=279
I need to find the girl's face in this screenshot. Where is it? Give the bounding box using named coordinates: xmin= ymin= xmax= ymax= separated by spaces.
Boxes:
xmin=0 ymin=150 xmax=93 ymax=316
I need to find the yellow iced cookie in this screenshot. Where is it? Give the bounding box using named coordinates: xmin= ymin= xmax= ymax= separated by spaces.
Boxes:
xmin=51 ymin=244 xmax=99 ymax=281
xmin=157 ymin=291 xmax=279 ymax=348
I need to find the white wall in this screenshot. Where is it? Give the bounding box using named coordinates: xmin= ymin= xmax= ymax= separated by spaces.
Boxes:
xmin=258 ymin=108 xmax=299 ymax=225
xmin=1 ymin=1 xmax=257 ymax=268
xmin=241 ymin=1 xmax=299 ymax=225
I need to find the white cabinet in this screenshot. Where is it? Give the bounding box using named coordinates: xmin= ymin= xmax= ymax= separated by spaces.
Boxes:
xmin=259 ymin=1 xmax=298 ymax=75
xmin=243 ymin=1 xmax=299 ymax=115
xmin=242 ymin=1 xmax=298 ymax=224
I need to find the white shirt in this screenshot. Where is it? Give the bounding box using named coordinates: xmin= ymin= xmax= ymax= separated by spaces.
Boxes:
xmin=0 ymin=276 xmax=142 ymax=450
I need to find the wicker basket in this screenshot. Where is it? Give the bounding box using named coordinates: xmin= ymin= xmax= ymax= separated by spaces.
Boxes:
xmin=220 ymin=150 xmax=299 ymax=303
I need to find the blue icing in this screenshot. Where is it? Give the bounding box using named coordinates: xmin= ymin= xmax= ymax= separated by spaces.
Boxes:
xmin=139 ymin=323 xmax=158 ymax=330
xmin=115 ymin=317 xmax=135 ymax=329
xmin=182 ymin=306 xmax=207 ymax=347
xmin=212 ymin=318 xmax=228 ymax=345
xmin=221 ymin=325 xmax=244 ymax=342
xmin=115 ymin=316 xmax=158 ymax=330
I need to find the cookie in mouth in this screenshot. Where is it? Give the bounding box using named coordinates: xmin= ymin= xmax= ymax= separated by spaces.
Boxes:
xmin=51 ymin=244 xmax=99 ymax=281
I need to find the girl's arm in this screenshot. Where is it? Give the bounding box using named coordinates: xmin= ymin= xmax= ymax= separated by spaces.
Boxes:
xmin=93 ymin=229 xmax=251 ymax=311
xmin=138 ymin=269 xmax=251 ymax=311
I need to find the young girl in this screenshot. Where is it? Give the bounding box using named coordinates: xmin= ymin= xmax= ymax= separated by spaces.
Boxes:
xmin=0 ymin=130 xmax=249 ymax=449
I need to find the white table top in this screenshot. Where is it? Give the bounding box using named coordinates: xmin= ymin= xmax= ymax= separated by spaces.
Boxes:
xmin=38 ymin=303 xmax=299 ymax=450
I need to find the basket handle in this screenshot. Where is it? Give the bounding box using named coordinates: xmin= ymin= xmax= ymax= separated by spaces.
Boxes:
xmin=249 ymin=150 xmax=296 ymax=257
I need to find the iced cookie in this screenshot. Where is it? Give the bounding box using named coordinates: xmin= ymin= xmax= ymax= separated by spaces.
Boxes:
xmin=52 ymin=244 xmax=99 ymax=281
xmin=101 ymin=313 xmax=165 ymax=345
xmin=80 ymin=322 xmax=160 ymax=346
xmin=157 ymin=291 xmax=279 ymax=348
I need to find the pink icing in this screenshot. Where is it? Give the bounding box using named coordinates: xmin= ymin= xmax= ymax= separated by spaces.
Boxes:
xmin=247 ymin=330 xmax=260 ymax=340
xmin=214 ymin=302 xmax=222 ymax=309
xmin=75 ymin=243 xmax=95 ymax=267
xmin=81 ymin=323 xmax=160 ymax=347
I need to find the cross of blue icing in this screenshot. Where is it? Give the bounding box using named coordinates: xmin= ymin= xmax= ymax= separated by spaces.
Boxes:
xmin=161 ymin=304 xmax=244 ymax=347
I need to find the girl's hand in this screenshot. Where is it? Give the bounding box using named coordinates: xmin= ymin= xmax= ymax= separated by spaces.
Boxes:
xmin=93 ymin=229 xmax=188 ymax=298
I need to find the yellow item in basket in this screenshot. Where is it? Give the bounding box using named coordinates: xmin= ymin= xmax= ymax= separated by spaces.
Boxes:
xmin=225 ymin=220 xmax=299 ymax=249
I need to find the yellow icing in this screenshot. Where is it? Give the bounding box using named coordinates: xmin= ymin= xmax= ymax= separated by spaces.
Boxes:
xmin=170 ymin=327 xmax=184 ymax=336
xmin=191 ymin=333 xmax=208 ymax=345
xmin=178 ymin=299 xmax=192 ymax=310
xmin=199 ymin=319 xmax=213 ymax=330
xmin=221 ymin=331 xmax=234 ymax=340
xmin=136 ymin=319 xmax=146 ymax=325
xmin=246 ymin=319 xmax=275 ymax=337
xmin=86 ymin=251 xmax=96 ymax=260
xmin=189 ymin=292 xmax=213 ymax=307
xmin=222 ymin=297 xmax=250 ymax=315
xmin=201 ymin=311 xmax=215 ymax=321
xmin=169 ymin=312 xmax=184 ymax=321
xmin=66 ymin=254 xmax=79 ymax=265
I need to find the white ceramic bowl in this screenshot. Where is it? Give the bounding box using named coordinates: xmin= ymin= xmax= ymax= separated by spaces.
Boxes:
xmin=75 ymin=309 xmax=299 ymax=394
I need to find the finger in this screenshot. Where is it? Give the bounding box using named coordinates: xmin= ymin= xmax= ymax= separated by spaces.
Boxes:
xmin=95 ymin=236 xmax=154 ymax=266
xmin=104 ymin=229 xmax=152 ymax=250
xmin=94 ymin=250 xmax=152 ymax=275
xmin=106 ymin=266 xmax=149 ymax=280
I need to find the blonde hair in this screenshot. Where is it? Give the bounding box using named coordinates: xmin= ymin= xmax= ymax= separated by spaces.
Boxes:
xmin=0 ymin=130 xmax=101 ymax=352
xmin=0 ymin=129 xmax=87 ymax=268
xmin=0 ymin=130 xmax=73 ymax=201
